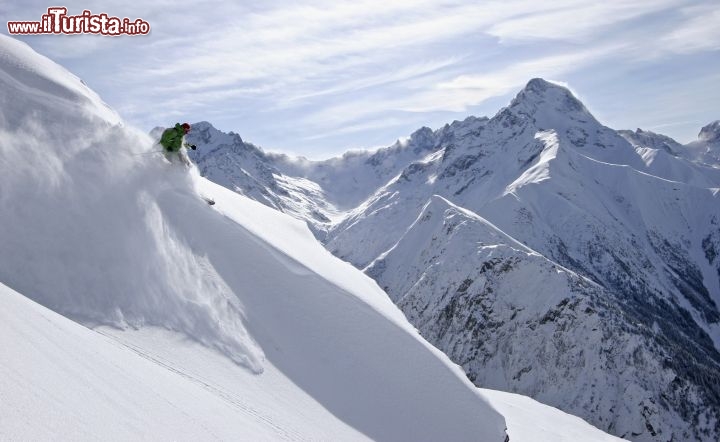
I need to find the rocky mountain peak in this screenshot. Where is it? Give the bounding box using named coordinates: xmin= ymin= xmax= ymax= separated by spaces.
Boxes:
xmin=699 ymin=120 xmax=720 ymax=144
xmin=407 ymin=126 xmax=436 ymax=149
xmin=504 ymin=78 xmax=596 ymax=128
xmin=190 ymin=120 xmax=244 ymax=146
xmin=618 ymin=128 xmax=682 ymax=155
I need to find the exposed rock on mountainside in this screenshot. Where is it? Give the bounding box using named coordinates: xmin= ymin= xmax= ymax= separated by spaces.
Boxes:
xmin=189 ymin=79 xmax=720 ymax=441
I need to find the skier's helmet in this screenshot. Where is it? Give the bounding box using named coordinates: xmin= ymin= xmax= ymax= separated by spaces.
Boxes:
xmin=181 ymin=122 xmax=191 ymax=133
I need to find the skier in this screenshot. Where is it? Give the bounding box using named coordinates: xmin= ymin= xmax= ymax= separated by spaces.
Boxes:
xmin=159 ymin=122 xmax=197 ymax=166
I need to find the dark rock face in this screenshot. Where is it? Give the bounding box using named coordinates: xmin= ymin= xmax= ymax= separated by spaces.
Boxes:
xmin=699 ymin=121 xmax=720 ymax=144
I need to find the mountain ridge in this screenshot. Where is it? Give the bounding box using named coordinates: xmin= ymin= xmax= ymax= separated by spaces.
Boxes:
xmin=3 ymin=34 xmax=527 ymax=442
xmin=188 ymin=78 xmax=720 ymax=441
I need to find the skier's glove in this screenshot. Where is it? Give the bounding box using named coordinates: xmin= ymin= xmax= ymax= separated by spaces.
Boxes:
xmin=190 ymin=144 xmax=197 ymax=150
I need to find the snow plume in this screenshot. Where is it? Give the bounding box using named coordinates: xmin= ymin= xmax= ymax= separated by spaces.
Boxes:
xmin=0 ymin=36 xmax=263 ymax=372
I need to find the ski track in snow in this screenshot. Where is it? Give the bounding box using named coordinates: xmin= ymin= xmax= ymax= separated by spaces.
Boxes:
xmin=95 ymin=329 xmax=302 ymax=441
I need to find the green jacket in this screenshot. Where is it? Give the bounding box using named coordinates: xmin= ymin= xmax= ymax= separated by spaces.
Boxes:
xmin=160 ymin=123 xmax=185 ymax=152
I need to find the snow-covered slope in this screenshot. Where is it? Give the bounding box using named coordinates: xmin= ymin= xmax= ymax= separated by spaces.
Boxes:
xmin=186 ymin=121 xmax=449 ymax=238
xmin=0 ymin=281 xmax=367 ymax=440
xmin=0 ymin=34 xmax=529 ymax=441
xmin=182 ymin=121 xmax=341 ymax=238
xmin=619 ymin=128 xmax=683 ymax=156
xmin=0 ymin=36 xmax=263 ymax=371
xmin=326 ymin=82 xmax=720 ymax=441
xmin=619 ymin=127 xmax=720 ymax=187
xmin=270 ymin=124 xmax=445 ymax=209
xmin=1 ymin=278 xmax=623 ymax=441
xmin=190 ymin=78 xmax=720 ymax=441
xmin=0 ymin=32 xmax=628 ymax=442
xmin=364 ymin=194 xmax=715 ymax=441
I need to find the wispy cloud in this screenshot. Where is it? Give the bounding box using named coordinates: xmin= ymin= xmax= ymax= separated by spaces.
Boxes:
xmin=5 ymin=0 xmax=720 ymax=155
xmin=406 ymin=47 xmax=618 ymax=111
xmin=278 ymin=57 xmax=465 ymax=106
xmin=296 ymin=45 xmax=618 ymax=128
xmin=660 ymin=4 xmax=720 ymax=53
xmin=487 ymin=0 xmax=682 ymax=42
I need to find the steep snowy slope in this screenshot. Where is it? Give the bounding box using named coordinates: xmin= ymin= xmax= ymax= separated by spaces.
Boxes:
xmin=186 ymin=121 xmax=448 ymax=237
xmin=326 ymin=81 xmax=720 ymax=441
xmin=0 ymin=37 xmax=263 ymax=371
xmin=0 ymin=35 xmax=630 ymax=442
xmin=1 ymin=278 xmax=623 ymax=441
xmin=619 ymin=128 xmax=720 ymax=188
xmin=364 ymin=194 xmax=714 ymax=441
xmin=0 ymin=281 xmax=367 ymax=441
xmin=182 ymin=121 xmax=340 ymax=238
xmin=0 ymin=34 xmax=519 ymax=441
xmin=191 ymin=79 xmax=720 ymax=441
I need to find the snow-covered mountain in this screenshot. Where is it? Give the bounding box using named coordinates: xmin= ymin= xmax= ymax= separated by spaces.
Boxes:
xmin=0 ymin=34 xmax=627 ymax=441
xmin=185 ymin=120 xmax=446 ymax=238
xmin=188 ymin=80 xmax=720 ymax=441
xmin=682 ymin=120 xmax=720 ymax=167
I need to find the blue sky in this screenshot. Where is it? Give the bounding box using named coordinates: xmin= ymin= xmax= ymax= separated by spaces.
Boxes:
xmin=4 ymin=0 xmax=719 ymax=158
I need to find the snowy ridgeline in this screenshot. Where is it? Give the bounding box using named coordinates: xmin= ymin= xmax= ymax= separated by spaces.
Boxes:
xmin=186 ymin=79 xmax=720 ymax=439
xmin=0 ymin=34 xmax=627 ymax=441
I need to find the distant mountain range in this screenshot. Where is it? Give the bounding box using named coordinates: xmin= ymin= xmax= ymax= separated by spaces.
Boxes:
xmin=188 ymin=78 xmax=720 ymax=441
